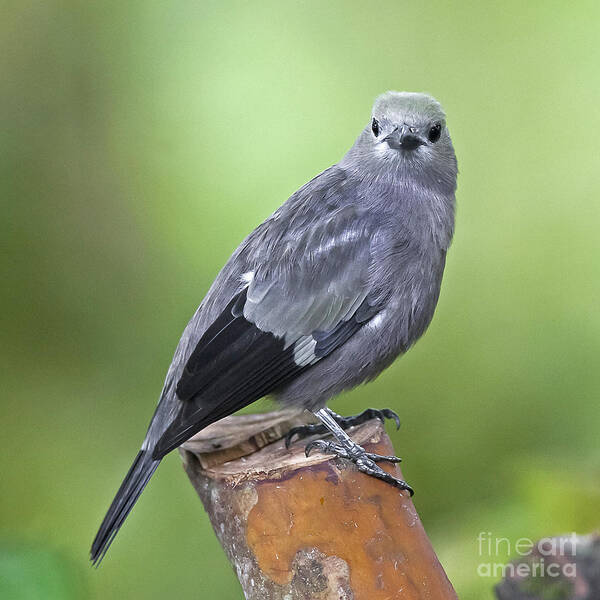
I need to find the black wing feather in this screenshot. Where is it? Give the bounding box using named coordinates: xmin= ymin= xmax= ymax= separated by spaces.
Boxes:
xmin=176 ymin=291 xmax=248 ymax=400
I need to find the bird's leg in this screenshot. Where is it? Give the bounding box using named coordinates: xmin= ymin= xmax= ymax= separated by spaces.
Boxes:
xmin=285 ymin=407 xmax=400 ymax=447
xmin=302 ymin=408 xmax=414 ymax=495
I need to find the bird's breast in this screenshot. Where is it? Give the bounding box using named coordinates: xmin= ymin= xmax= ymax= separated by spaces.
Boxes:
xmin=373 ymin=247 xmax=447 ymax=359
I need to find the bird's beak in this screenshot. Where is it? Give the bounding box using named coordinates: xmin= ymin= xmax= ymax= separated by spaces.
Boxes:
xmin=384 ymin=126 xmax=425 ymax=151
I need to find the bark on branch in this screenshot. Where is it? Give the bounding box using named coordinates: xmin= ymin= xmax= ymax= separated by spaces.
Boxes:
xmin=179 ymin=410 xmax=457 ymax=600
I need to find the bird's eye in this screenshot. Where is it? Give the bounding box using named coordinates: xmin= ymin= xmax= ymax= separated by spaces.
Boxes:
xmin=428 ymin=123 xmax=442 ymax=143
xmin=371 ymin=118 xmax=379 ymax=137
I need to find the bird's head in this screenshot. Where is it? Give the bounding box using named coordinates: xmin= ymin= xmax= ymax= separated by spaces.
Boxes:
xmin=342 ymin=91 xmax=457 ymax=192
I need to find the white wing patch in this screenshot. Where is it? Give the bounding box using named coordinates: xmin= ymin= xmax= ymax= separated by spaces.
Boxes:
xmin=367 ymin=312 xmax=385 ymax=329
xmin=293 ymin=337 xmax=319 ymax=367
xmin=240 ymin=271 xmax=255 ymax=285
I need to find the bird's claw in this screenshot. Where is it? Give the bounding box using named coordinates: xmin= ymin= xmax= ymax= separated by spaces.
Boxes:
xmin=304 ymin=438 xmax=412 ymax=495
xmin=305 ymin=439 xmax=400 ymax=463
xmin=285 ymin=423 xmax=327 ymax=448
xmin=374 ymin=408 xmax=402 ymax=430
xmin=286 ymin=407 xmax=401 ymax=448
xmin=305 ymin=439 xmax=347 ymax=458
xmin=347 ymin=408 xmax=401 ymax=432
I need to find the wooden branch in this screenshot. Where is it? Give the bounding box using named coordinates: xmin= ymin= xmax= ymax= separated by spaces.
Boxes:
xmin=179 ymin=410 xmax=457 ymax=599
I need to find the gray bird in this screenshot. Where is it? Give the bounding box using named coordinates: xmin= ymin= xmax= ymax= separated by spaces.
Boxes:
xmin=91 ymin=91 xmax=457 ymax=564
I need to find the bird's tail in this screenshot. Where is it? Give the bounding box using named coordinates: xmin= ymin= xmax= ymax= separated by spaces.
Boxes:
xmin=90 ymin=450 xmax=160 ymax=566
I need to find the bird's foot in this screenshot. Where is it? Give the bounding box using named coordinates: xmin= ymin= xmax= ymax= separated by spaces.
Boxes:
xmin=304 ymin=439 xmax=413 ymax=495
xmin=285 ymin=407 xmax=400 ymax=448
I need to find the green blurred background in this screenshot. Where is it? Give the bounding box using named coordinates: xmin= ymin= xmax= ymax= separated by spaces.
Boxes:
xmin=2 ymin=1 xmax=599 ymax=598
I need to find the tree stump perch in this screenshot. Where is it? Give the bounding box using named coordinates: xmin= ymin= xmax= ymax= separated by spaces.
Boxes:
xmin=179 ymin=410 xmax=457 ymax=599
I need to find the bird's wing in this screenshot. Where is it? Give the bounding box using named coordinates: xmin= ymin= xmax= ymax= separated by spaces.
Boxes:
xmin=152 ymin=204 xmax=384 ymax=459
